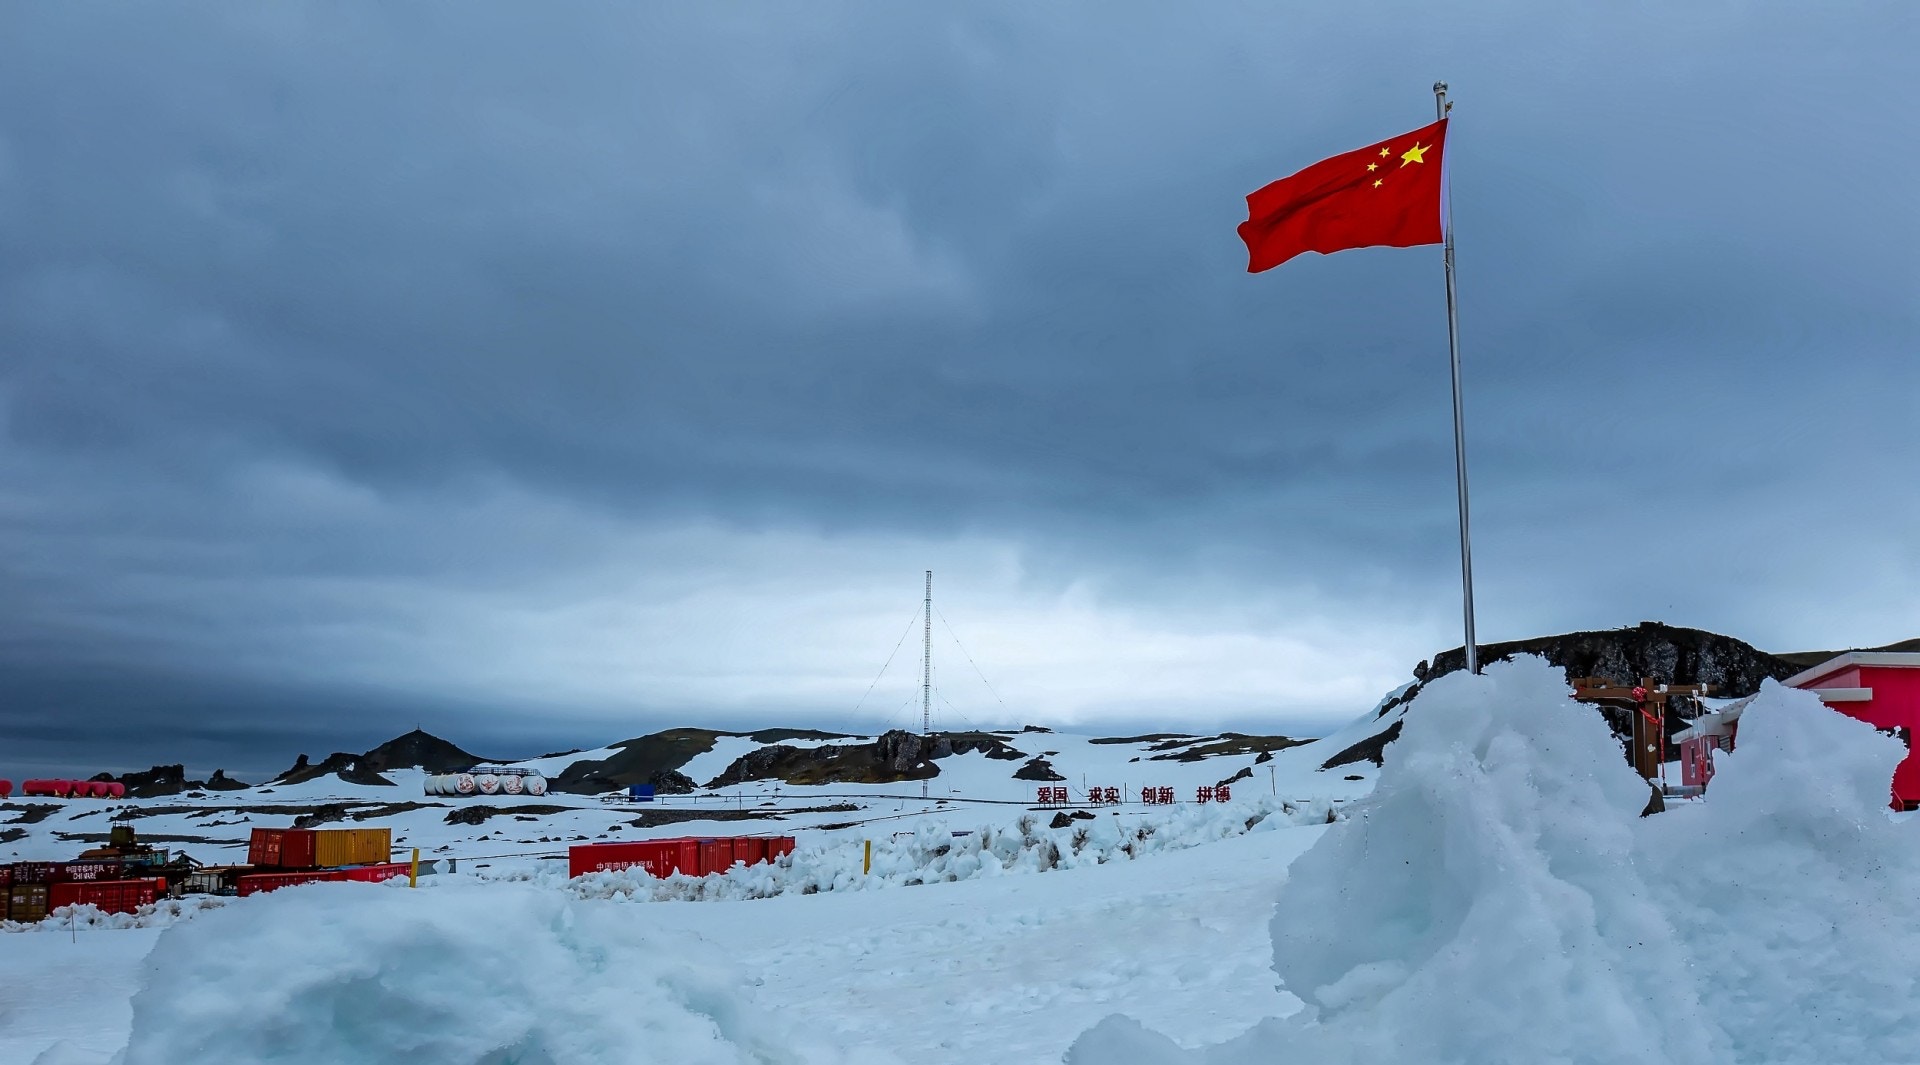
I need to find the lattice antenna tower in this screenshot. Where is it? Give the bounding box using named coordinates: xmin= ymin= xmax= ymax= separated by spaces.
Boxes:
xmin=921 ymin=569 xmax=932 ymax=799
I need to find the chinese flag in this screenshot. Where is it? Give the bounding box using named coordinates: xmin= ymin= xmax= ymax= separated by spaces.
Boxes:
xmin=1238 ymin=119 xmax=1447 ymax=273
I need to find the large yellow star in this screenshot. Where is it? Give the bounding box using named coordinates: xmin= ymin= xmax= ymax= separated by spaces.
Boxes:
xmin=1400 ymin=142 xmax=1430 ymax=166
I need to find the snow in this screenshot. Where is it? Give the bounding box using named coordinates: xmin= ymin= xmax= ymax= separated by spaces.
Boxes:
xmin=14 ymin=657 xmax=1915 ymax=1064
xmin=1068 ymin=658 xmax=1920 ymax=1065
xmin=102 ymin=881 xmax=890 ymax=1065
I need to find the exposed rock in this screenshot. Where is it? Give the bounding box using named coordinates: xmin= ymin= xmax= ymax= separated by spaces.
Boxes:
xmin=1425 ymin=621 xmax=1802 ymax=697
xmin=1321 ymin=720 xmax=1404 ymax=771
xmin=360 ymin=729 xmax=495 ymax=775
xmin=206 ymin=770 xmax=249 ymax=792
xmin=1048 ymin=810 xmax=1097 ymax=829
xmin=271 ymin=752 xmax=394 ymax=788
xmin=1148 ymin=733 xmax=1309 ymax=763
xmin=549 ymin=728 xmax=796 ymax=796
xmin=445 ymin=804 xmax=574 ymax=826
xmin=703 ymin=730 xmax=1028 ymax=788
xmin=1216 ymin=766 xmax=1255 ymax=790
xmin=98 ymin=765 xmax=207 ymax=798
xmin=1014 ymin=757 xmax=1066 ymax=782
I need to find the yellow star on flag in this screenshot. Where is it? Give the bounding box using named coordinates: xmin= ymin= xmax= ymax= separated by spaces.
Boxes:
xmin=1367 ymin=162 xmax=1378 ymax=172
xmin=1372 ymin=179 xmax=1383 ymax=188
xmin=1400 ymin=142 xmax=1429 ymax=166
xmin=1378 ymin=148 xmax=1390 ymax=158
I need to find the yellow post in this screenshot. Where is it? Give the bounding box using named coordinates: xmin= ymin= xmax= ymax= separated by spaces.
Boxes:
xmin=863 ymin=839 xmax=872 ymax=875
xmin=409 ymin=847 xmax=419 ymax=888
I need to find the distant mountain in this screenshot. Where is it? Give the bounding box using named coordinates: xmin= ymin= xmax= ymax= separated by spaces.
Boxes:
xmin=546 ymin=727 xmax=856 ymax=795
xmin=269 ymin=729 xmax=495 ymax=787
xmin=1774 ymin=637 xmax=1920 ymax=670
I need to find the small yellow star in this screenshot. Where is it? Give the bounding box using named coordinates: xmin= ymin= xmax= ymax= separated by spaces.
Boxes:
xmin=1372 ymin=179 xmax=1383 ymax=188
xmin=1366 ymin=162 xmax=1378 ymax=172
xmin=1400 ymin=142 xmax=1429 ymax=166
xmin=1378 ymin=148 xmax=1390 ymax=158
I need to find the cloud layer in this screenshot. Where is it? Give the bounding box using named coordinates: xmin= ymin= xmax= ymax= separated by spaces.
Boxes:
xmin=2 ymin=3 xmax=1915 ymax=777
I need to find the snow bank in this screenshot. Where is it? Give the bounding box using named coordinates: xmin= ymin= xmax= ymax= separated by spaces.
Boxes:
xmin=5 ymin=897 xmax=227 ymax=934
xmin=566 ymin=794 xmax=1342 ymax=903
xmin=1069 ymin=656 xmax=1920 ymax=1065
xmin=107 ymin=881 xmax=893 ymax=1065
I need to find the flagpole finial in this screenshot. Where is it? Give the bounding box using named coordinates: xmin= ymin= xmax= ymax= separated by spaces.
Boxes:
xmin=1432 ymin=82 xmax=1452 ymax=120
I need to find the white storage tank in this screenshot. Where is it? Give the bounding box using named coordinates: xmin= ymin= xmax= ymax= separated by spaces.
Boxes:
xmin=455 ymin=773 xmax=476 ymax=795
xmin=476 ymin=773 xmax=500 ymax=795
xmin=524 ymin=774 xmax=548 ymax=796
xmin=502 ymin=775 xmax=524 ymax=795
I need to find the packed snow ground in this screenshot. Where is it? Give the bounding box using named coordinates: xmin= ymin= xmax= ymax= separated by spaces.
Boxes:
xmin=0 ymin=722 xmax=1383 ymax=876
xmin=9 ymin=658 xmax=1913 ymax=1063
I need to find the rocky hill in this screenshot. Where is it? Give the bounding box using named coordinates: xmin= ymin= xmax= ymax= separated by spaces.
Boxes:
xmin=269 ymin=729 xmax=495 ymax=787
xmin=1421 ymin=621 xmax=1803 ymax=696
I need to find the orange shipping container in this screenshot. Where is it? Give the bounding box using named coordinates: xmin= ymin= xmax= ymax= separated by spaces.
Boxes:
xmin=312 ymin=827 xmax=391 ymax=868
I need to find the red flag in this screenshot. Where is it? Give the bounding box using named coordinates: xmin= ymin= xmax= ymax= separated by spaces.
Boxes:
xmin=1237 ymin=119 xmax=1447 ymax=273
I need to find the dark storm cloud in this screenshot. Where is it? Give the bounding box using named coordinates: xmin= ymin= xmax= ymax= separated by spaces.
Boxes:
xmin=2 ymin=3 xmax=1916 ymax=777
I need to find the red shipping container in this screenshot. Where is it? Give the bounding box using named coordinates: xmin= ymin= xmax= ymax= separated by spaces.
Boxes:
xmin=236 ymin=869 xmax=347 ymax=897
xmin=697 ymin=838 xmax=735 ymax=876
xmin=57 ymin=860 xmax=128 ymax=883
xmin=10 ymin=862 xmax=61 ymax=885
xmin=569 ymin=840 xmax=676 ymax=879
xmin=732 ymin=837 xmax=769 ymax=866
xmin=338 ymin=863 xmax=411 ymax=884
xmin=768 ymin=837 xmax=796 ymax=861
xmin=48 ymin=878 xmax=166 ymax=916
xmin=248 ymin=828 xmax=318 ymax=869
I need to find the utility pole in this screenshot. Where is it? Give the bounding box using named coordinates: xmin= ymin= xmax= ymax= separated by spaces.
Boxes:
xmin=921 ymin=569 xmax=932 ymax=799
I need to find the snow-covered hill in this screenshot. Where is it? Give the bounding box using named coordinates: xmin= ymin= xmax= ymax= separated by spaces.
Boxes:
xmin=1 ymin=707 xmax=1407 ymax=875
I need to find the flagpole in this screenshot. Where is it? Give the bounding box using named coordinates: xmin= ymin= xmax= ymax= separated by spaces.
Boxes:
xmin=1434 ymin=81 xmax=1479 ymax=674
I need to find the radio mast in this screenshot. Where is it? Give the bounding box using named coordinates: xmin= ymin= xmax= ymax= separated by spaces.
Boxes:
xmin=921 ymin=569 xmax=932 ymax=799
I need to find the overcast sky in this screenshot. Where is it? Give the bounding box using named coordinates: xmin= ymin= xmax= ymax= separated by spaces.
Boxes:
xmin=2 ymin=3 xmax=1915 ymax=781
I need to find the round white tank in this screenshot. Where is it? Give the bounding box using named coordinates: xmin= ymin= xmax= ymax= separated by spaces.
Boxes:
xmin=525 ymin=775 xmax=548 ymax=796
xmin=455 ymin=774 xmax=476 ymax=795
xmin=502 ymin=775 xmax=524 ymax=795
xmin=476 ymin=774 xmax=500 ymax=795
xmin=423 ymin=775 xmax=441 ymax=796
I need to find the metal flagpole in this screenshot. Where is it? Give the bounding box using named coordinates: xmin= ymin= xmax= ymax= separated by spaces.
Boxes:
xmin=1434 ymin=81 xmax=1479 ymax=674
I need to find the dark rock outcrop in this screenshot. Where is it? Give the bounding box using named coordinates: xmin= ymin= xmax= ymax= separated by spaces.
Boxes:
xmin=548 ymin=729 xmax=725 ymax=795
xmin=360 ymin=729 xmax=492 ymax=775
xmin=97 ymin=765 xmax=205 ymax=798
xmin=206 ymin=770 xmax=249 ymax=792
xmin=272 ymin=752 xmax=395 ymax=788
xmin=1014 ymin=757 xmax=1066 ymax=782
xmin=269 ymin=729 xmax=501 ymax=788
xmin=704 ymin=730 xmax=1029 ymax=788
xmin=1321 ymin=720 xmax=1404 ymax=771
xmin=1423 ymin=621 xmax=1801 ymax=697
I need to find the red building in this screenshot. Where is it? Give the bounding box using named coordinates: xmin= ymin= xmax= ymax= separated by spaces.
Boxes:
xmin=1677 ymin=653 xmax=1919 ymax=809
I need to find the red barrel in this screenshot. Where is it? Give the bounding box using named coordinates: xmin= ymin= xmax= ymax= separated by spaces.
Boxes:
xmin=0 ymin=779 xmax=11 ymax=798
xmin=105 ymin=781 xmax=127 ymax=799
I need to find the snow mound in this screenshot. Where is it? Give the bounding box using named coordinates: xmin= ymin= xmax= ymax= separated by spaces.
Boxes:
xmin=1069 ymin=656 xmax=1920 ymax=1065
xmin=566 ymin=794 xmax=1341 ymax=903
xmin=109 ymin=881 xmax=892 ymax=1065
xmin=6 ymin=897 xmax=227 ymax=934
